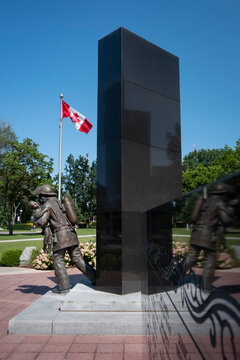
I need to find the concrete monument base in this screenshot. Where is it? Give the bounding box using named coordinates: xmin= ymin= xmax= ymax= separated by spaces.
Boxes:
xmin=8 ymin=279 xmax=143 ymax=335
xmin=9 ymin=278 xmax=238 ymax=335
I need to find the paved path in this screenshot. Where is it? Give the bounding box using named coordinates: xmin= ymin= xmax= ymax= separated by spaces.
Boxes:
xmin=0 ymin=267 xmax=238 ymax=359
xmin=0 ymin=235 xmax=96 ymax=244
xmin=0 ymin=231 xmax=42 ymax=235
xmin=0 ymin=268 xmax=164 ymax=360
xmin=1 ymin=234 xmax=240 ymax=244
xmin=0 ymin=267 xmax=46 ymax=276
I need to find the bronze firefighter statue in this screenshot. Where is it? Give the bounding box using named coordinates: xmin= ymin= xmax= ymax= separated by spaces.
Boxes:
xmin=29 ymin=185 xmax=96 ymax=293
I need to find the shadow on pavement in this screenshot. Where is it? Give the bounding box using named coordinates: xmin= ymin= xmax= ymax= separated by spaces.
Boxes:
xmin=15 ymin=273 xmax=91 ymax=294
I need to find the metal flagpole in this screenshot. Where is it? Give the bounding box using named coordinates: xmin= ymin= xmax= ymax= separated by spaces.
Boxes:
xmin=58 ymin=93 xmax=63 ymax=201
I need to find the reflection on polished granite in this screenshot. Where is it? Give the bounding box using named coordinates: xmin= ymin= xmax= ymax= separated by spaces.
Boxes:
xmin=143 ymin=172 xmax=240 ymax=359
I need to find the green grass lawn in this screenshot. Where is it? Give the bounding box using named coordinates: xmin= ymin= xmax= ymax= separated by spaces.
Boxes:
xmin=171 ymin=237 xmax=240 ymax=246
xmin=76 ymin=229 xmax=96 ymax=236
xmin=172 ymin=236 xmax=190 ymax=243
xmin=0 ymin=233 xmax=43 ymax=241
xmin=224 ymin=231 xmax=240 ymax=238
xmin=172 ymin=227 xmax=240 ymax=245
xmin=0 ymin=228 xmax=96 ymax=258
xmin=0 ymin=240 xmax=44 ymax=258
xmin=172 ymin=227 xmax=240 ymax=236
xmin=0 ymin=226 xmax=239 ymax=259
xmin=172 ymin=228 xmax=192 ymax=235
xmin=0 ymin=228 xmax=96 ymax=241
xmin=0 ymin=236 xmax=96 ymax=258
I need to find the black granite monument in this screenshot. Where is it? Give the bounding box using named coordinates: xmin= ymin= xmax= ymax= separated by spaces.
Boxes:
xmin=97 ymin=28 xmax=182 ymax=294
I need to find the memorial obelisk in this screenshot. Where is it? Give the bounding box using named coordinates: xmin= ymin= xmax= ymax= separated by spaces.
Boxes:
xmin=97 ymin=28 xmax=182 ymax=294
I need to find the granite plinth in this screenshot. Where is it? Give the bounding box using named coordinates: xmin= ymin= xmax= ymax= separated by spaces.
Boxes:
xmin=8 ymin=282 xmax=143 ymax=335
xmin=8 ymin=281 xmax=238 ymax=336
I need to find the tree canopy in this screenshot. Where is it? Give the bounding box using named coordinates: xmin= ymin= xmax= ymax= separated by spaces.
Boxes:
xmin=62 ymin=154 xmax=97 ymax=224
xmin=0 ymin=138 xmax=54 ymax=230
xmin=0 ymin=120 xmax=17 ymax=164
xmin=182 ymin=139 xmax=240 ymax=193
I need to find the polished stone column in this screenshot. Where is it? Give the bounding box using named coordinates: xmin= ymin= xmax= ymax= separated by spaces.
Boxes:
xmin=97 ymin=28 xmax=182 ymax=294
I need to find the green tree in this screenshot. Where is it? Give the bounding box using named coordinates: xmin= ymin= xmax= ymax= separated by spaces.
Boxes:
xmin=0 ymin=121 xmax=18 ymax=226
xmin=182 ymin=148 xmax=225 ymax=172
xmin=0 ymin=120 xmax=17 ymax=164
xmin=182 ymin=139 xmax=240 ymax=193
xmin=0 ymin=138 xmax=54 ymax=233
xmin=63 ymin=154 xmax=96 ymax=224
xmin=182 ymin=164 xmax=224 ymax=193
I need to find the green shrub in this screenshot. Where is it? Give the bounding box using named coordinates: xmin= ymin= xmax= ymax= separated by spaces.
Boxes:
xmin=12 ymin=224 xmax=32 ymax=231
xmin=0 ymin=249 xmax=23 ymax=267
xmin=89 ymin=222 xmax=96 ymax=229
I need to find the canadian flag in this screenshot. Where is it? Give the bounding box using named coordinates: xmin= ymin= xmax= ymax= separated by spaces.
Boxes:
xmin=61 ymin=100 xmax=93 ymax=134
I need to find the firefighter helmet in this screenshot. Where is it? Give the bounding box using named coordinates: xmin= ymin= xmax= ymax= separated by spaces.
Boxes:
xmin=34 ymin=185 xmax=57 ymax=196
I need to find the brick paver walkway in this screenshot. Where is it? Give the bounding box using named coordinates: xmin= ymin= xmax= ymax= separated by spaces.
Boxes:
xmin=0 ymin=268 xmax=239 ymax=359
xmin=0 ymin=269 xmax=154 ymax=359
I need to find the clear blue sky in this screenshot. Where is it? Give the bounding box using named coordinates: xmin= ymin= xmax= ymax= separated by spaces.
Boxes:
xmin=0 ymin=0 xmax=239 ymax=175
